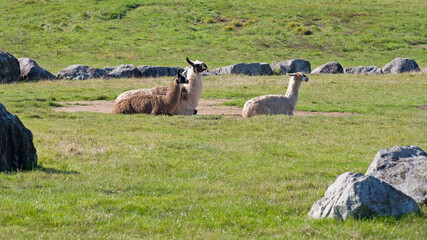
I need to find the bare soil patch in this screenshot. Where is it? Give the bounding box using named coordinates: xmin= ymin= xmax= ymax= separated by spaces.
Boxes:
xmin=54 ymin=99 xmax=357 ymax=117
xmin=417 ymin=105 xmax=427 ymax=110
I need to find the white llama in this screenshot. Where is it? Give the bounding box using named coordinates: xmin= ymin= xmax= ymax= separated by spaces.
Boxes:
xmin=242 ymin=72 xmax=309 ymax=118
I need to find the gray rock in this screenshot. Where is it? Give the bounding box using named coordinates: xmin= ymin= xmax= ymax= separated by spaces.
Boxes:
xmin=423 ymin=67 xmax=427 ymax=73
xmin=366 ymin=145 xmax=427 ymax=204
xmin=57 ymin=65 xmax=108 ymax=80
xmin=271 ymin=59 xmax=311 ymax=74
xmin=260 ymin=63 xmax=273 ymax=76
xmin=382 ymin=58 xmax=420 ymax=74
xmin=137 ymin=66 xmax=180 ymax=78
xmin=210 ymin=62 xmax=272 ymax=76
xmin=311 ymin=62 xmax=343 ymax=74
xmin=18 ymin=58 xmax=55 ymax=80
xmin=202 ymin=70 xmax=220 ymax=76
xmin=103 ymin=64 xmax=141 ymax=78
xmin=344 ymin=66 xmax=383 ymax=74
xmin=308 ymin=172 xmax=420 ymax=220
xmin=0 ymin=50 xmax=20 ymax=83
xmin=0 ymin=103 xmax=37 ymax=171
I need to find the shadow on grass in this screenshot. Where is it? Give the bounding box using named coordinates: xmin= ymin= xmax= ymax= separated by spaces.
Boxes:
xmin=35 ymin=166 xmax=79 ymax=175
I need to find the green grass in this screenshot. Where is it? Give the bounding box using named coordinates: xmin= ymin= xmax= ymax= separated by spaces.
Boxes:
xmin=0 ymin=0 xmax=426 ymax=238
xmin=0 ymin=0 xmax=426 ymax=73
xmin=0 ymin=74 xmax=426 ymax=239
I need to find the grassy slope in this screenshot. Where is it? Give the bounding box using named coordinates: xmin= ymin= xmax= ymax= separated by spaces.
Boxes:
xmin=0 ymin=74 xmax=426 ymax=239
xmin=0 ymin=0 xmax=426 ymax=73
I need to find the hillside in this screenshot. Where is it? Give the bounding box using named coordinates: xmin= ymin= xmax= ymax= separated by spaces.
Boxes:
xmin=0 ymin=0 xmax=426 ymax=73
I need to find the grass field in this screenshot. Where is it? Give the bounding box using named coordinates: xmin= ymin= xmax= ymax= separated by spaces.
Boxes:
xmin=1 ymin=0 xmax=427 ymax=239
xmin=0 ymin=0 xmax=426 ymax=73
xmin=0 ymin=73 xmax=426 ymax=239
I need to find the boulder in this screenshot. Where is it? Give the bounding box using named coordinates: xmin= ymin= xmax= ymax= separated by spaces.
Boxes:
xmin=57 ymin=65 xmax=108 ymax=80
xmin=137 ymin=66 xmax=180 ymax=78
xmin=308 ymin=172 xmax=420 ymax=220
xmin=18 ymin=58 xmax=55 ymax=80
xmin=210 ymin=62 xmax=272 ymax=76
xmin=259 ymin=63 xmax=273 ymax=76
xmin=0 ymin=103 xmax=37 ymax=171
xmin=271 ymin=59 xmax=311 ymax=74
xmin=311 ymin=62 xmax=343 ymax=74
xmin=202 ymin=70 xmax=220 ymax=76
xmin=0 ymin=50 xmax=20 ymax=83
xmin=382 ymin=58 xmax=420 ymax=74
xmin=344 ymin=66 xmax=383 ymax=74
xmin=103 ymin=64 xmax=141 ymax=78
xmin=366 ymin=145 xmax=427 ymax=204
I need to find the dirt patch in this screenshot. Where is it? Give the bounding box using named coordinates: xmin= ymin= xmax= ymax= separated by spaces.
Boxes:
xmin=54 ymin=99 xmax=356 ymax=117
xmin=417 ymin=105 xmax=427 ymax=110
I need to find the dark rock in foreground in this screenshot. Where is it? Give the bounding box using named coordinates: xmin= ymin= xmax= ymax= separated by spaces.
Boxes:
xmin=0 ymin=103 xmax=38 ymax=171
xmin=311 ymin=62 xmax=343 ymax=74
xmin=271 ymin=59 xmax=311 ymax=74
xmin=0 ymin=50 xmax=20 ymax=83
xmin=382 ymin=58 xmax=420 ymax=74
xmin=57 ymin=65 xmax=108 ymax=80
xmin=344 ymin=66 xmax=383 ymax=74
xmin=18 ymin=58 xmax=55 ymax=80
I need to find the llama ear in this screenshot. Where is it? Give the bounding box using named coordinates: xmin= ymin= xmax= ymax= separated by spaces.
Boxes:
xmin=186 ymin=57 xmax=195 ymax=67
xmin=287 ymin=72 xmax=296 ymax=76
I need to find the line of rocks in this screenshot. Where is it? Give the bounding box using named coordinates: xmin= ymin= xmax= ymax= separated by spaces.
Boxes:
xmin=1 ymin=50 xmax=426 ymax=83
xmin=309 ymin=145 xmax=426 ymax=220
xmin=0 ymin=50 xmax=183 ymax=83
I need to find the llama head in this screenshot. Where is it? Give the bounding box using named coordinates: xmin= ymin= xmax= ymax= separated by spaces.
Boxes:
xmin=186 ymin=57 xmax=208 ymax=73
xmin=287 ymin=72 xmax=309 ymax=82
xmin=175 ymin=69 xmax=189 ymax=84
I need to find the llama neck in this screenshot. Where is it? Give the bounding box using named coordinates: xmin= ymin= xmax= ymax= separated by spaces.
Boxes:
xmin=185 ymin=67 xmax=203 ymax=105
xmin=165 ymin=81 xmax=181 ymax=105
xmin=284 ymin=76 xmax=302 ymax=107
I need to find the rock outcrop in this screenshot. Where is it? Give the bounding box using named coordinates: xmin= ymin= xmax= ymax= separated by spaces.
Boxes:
xmin=308 ymin=172 xmax=420 ymax=220
xmin=103 ymin=64 xmax=141 ymax=78
xmin=344 ymin=66 xmax=383 ymax=74
xmin=0 ymin=103 xmax=38 ymax=171
xmin=0 ymin=50 xmax=20 ymax=83
xmin=210 ymin=62 xmax=272 ymax=76
xmin=18 ymin=58 xmax=55 ymax=80
xmin=271 ymin=59 xmax=311 ymax=74
xmin=137 ymin=66 xmax=180 ymax=78
xmin=311 ymin=62 xmax=343 ymax=74
xmin=366 ymin=145 xmax=427 ymax=204
xmin=57 ymin=65 xmax=108 ymax=80
xmin=382 ymin=58 xmax=420 ymax=74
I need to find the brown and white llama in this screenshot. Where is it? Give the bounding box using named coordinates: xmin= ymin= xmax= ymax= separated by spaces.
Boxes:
xmin=115 ymin=57 xmax=207 ymax=115
xmin=112 ymin=69 xmax=189 ymax=115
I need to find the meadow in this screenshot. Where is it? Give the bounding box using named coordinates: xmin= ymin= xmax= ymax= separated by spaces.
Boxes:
xmin=0 ymin=74 xmax=426 ymax=239
xmin=1 ymin=0 xmax=427 ymax=239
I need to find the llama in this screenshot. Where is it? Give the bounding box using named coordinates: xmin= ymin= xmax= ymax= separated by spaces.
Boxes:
xmin=112 ymin=70 xmax=189 ymax=115
xmin=242 ymin=72 xmax=309 ymax=118
xmin=115 ymin=57 xmax=207 ymax=115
